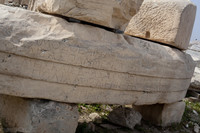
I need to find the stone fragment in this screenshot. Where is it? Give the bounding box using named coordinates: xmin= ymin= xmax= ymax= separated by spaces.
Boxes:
xmin=125 ymin=0 xmax=196 ymax=50
xmin=187 ymin=90 xmax=200 ymax=99
xmin=194 ymin=123 xmax=200 ymax=133
xmin=89 ymin=113 xmax=102 ymax=123
xmin=133 ymin=101 xmax=186 ymax=127
xmin=0 ymin=94 xmax=79 ymax=133
xmin=28 ymin=0 xmax=143 ymax=31
xmin=108 ymin=106 xmax=142 ymax=129
xmin=0 ymin=5 xmax=195 ymax=105
xmin=186 ymin=97 xmax=200 ymax=103
xmin=191 ymin=74 xmax=200 ymax=91
xmin=89 ymin=113 xmax=100 ymax=120
xmin=100 ymin=105 xmax=113 ymax=112
xmin=186 ymin=41 xmax=200 ymax=91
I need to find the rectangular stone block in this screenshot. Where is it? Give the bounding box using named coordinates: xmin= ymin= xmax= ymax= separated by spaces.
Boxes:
xmin=0 ymin=94 xmax=79 ymax=133
xmin=125 ymin=0 xmax=196 ymax=50
xmin=28 ymin=0 xmax=143 ymax=31
xmin=133 ymin=101 xmax=186 ymax=127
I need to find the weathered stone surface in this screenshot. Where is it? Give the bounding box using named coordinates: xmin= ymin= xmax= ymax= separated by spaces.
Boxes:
xmin=0 ymin=0 xmax=4 ymax=4
xmin=125 ymin=0 xmax=196 ymax=50
xmin=133 ymin=101 xmax=186 ymax=127
xmin=186 ymin=41 xmax=200 ymax=91
xmin=28 ymin=0 xmax=143 ymax=31
xmin=4 ymin=0 xmax=29 ymax=5
xmin=0 ymin=5 xmax=195 ymax=105
xmin=21 ymin=0 xmax=29 ymax=5
xmin=108 ymin=106 xmax=142 ymax=129
xmin=0 ymin=74 xmax=189 ymax=105
xmin=22 ymin=0 xmax=29 ymax=5
xmin=0 ymin=94 xmax=79 ymax=133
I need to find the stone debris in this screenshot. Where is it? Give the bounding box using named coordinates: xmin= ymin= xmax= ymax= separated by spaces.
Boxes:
xmin=194 ymin=123 xmax=200 ymax=133
xmin=186 ymin=41 xmax=200 ymax=91
xmin=187 ymin=90 xmax=200 ymax=99
xmin=28 ymin=0 xmax=143 ymax=31
xmin=89 ymin=113 xmax=102 ymax=123
xmin=100 ymin=105 xmax=113 ymax=112
xmin=186 ymin=97 xmax=200 ymax=103
xmin=0 ymin=5 xmax=195 ymax=105
xmin=108 ymin=106 xmax=142 ymax=129
xmin=193 ymin=110 xmax=199 ymax=116
xmin=0 ymin=94 xmax=79 ymax=133
xmin=125 ymin=0 xmax=196 ymax=50
xmin=133 ymin=101 xmax=186 ymax=127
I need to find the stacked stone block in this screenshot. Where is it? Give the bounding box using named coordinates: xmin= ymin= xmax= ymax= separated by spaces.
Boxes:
xmin=0 ymin=0 xmax=197 ymax=132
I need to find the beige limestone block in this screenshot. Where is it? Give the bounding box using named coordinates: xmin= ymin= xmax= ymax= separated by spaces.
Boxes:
xmin=3 ymin=0 xmax=29 ymax=5
xmin=28 ymin=0 xmax=143 ymax=31
xmin=0 ymin=94 xmax=79 ymax=133
xmin=0 ymin=5 xmax=195 ymax=105
xmin=125 ymin=0 xmax=196 ymax=50
xmin=21 ymin=0 xmax=29 ymax=5
xmin=133 ymin=101 xmax=186 ymax=127
xmin=0 ymin=74 xmax=188 ymax=105
xmin=0 ymin=5 xmax=195 ymax=79
xmin=0 ymin=52 xmax=192 ymax=92
xmin=0 ymin=0 xmax=4 ymax=4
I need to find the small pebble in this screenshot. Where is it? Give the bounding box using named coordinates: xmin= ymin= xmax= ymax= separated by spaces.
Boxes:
xmin=194 ymin=123 xmax=200 ymax=133
xmin=193 ymin=110 xmax=199 ymax=116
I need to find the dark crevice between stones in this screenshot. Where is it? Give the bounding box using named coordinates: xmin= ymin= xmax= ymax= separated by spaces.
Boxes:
xmin=42 ymin=12 xmax=181 ymax=50
xmin=41 ymin=12 xmax=124 ymax=34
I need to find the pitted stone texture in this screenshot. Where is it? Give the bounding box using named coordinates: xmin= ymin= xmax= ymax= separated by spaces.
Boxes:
xmin=21 ymin=0 xmax=29 ymax=5
xmin=28 ymin=0 xmax=143 ymax=31
xmin=108 ymin=106 xmax=142 ymax=129
xmin=0 ymin=95 xmax=79 ymax=133
xmin=125 ymin=0 xmax=196 ymax=50
xmin=0 ymin=0 xmax=4 ymax=4
xmin=133 ymin=101 xmax=186 ymax=127
xmin=0 ymin=5 xmax=195 ymax=105
xmin=4 ymin=0 xmax=29 ymax=5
